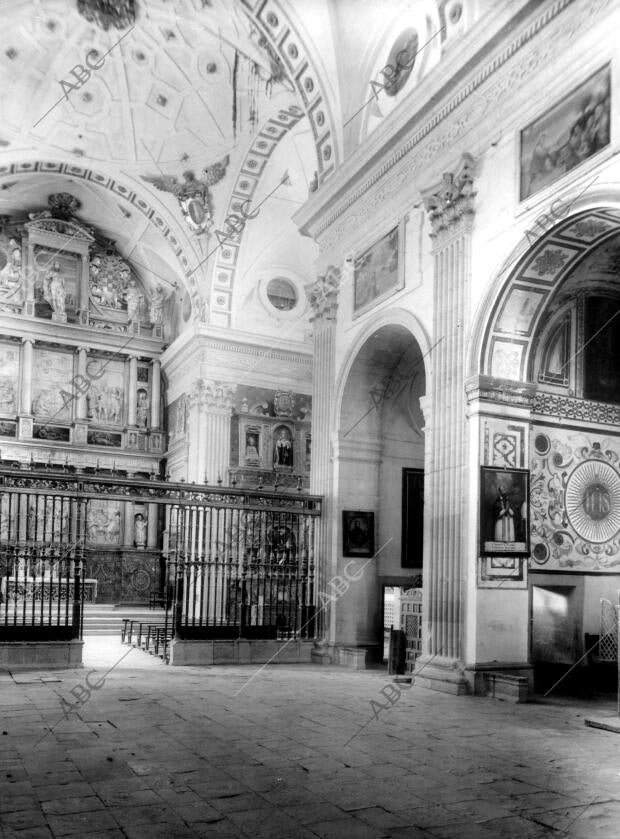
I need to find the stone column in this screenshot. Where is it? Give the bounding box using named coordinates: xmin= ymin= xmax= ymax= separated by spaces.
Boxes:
xmin=147 ymin=503 xmax=158 ymax=548
xmin=18 ymin=338 xmax=34 ymax=440
xmin=305 ymin=266 xmax=341 ymax=659
xmin=127 ymin=356 xmax=138 ymax=427
xmin=189 ymin=380 xmax=236 ymax=484
xmin=75 ymin=347 xmax=88 ymax=420
xmin=151 ymin=358 xmax=161 ymax=429
xmin=416 ymin=154 xmax=475 ymax=694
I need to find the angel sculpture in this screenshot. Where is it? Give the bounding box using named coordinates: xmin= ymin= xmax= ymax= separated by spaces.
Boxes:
xmin=141 ymin=156 xmax=229 ymax=235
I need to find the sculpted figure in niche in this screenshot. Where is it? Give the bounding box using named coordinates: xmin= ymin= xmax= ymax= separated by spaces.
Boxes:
xmin=136 ymin=388 xmax=149 ymax=428
xmin=125 ymin=278 xmax=142 ymax=322
xmin=273 ymin=427 xmax=293 ymax=468
xmin=134 ymin=513 xmax=147 ymax=548
xmin=245 ymin=432 xmax=260 ymax=465
xmin=43 ymin=262 xmax=66 ymax=314
xmin=150 ymin=284 xmax=165 ymax=325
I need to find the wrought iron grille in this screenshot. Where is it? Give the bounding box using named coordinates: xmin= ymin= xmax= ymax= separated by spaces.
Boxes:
xmin=166 ymin=501 xmax=318 ymax=640
xmin=0 ymin=489 xmax=87 ymax=641
xmin=0 ymin=462 xmax=321 ymax=646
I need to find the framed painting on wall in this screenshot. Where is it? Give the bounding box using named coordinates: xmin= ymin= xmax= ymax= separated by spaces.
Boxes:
xmin=353 ymin=222 xmax=404 ymax=317
xmin=343 ymin=510 xmax=375 ymax=558
xmin=519 ymin=63 xmax=610 ymax=201
xmin=480 ymin=466 xmax=530 ymax=556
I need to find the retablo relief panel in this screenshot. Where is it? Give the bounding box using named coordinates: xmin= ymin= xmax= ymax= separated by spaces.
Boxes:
xmin=0 ymin=344 xmax=19 ymax=415
xmin=32 ymin=349 xmax=74 ymax=421
xmin=530 ymin=428 xmax=620 ymax=571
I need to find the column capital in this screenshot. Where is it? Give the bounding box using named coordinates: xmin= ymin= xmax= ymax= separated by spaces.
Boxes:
xmin=305 ymin=265 xmax=341 ymax=322
xmin=191 ymin=379 xmax=236 ymax=412
xmin=422 ymin=153 xmax=476 ymax=240
xmin=21 ymin=337 xmax=35 ymax=346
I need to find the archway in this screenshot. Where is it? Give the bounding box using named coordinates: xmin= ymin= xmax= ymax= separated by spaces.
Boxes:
xmin=332 ymin=321 xmax=427 ymax=666
xmin=471 ymin=205 xmax=620 ymax=694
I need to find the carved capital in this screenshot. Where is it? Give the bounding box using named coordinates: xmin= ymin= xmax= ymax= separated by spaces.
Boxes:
xmin=305 ymin=265 xmax=340 ymax=322
xmin=191 ymin=379 xmax=236 ymax=412
xmin=422 ymin=153 xmax=476 ymax=239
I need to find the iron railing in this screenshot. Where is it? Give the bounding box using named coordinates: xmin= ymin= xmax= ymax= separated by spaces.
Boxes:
xmin=0 ymin=490 xmax=87 ymax=640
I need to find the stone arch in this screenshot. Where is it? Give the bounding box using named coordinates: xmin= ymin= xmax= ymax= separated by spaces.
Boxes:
xmin=335 ymin=307 xmax=431 ymax=426
xmin=474 ymin=204 xmax=620 ymax=382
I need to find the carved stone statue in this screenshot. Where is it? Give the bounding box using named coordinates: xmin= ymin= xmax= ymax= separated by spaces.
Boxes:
xmin=43 ymin=262 xmax=66 ymax=318
xmin=134 ymin=513 xmax=147 ymax=548
xmin=149 ymin=284 xmax=165 ymax=325
xmin=125 ymin=279 xmax=142 ymax=322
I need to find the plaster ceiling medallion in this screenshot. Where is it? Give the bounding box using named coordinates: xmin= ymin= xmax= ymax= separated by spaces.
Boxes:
xmin=141 ymin=157 xmax=229 ymax=235
xmin=565 ymin=459 xmax=620 ymax=543
xmin=76 ymin=0 xmax=136 ymax=30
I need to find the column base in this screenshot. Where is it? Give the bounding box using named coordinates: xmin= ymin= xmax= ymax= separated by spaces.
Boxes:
xmin=311 ymin=640 xmax=335 ymax=665
xmin=413 ymin=654 xmax=469 ymax=695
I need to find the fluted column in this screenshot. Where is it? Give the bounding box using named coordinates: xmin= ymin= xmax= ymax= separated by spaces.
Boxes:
xmin=305 ymin=266 xmax=341 ymax=654
xmin=416 ymin=154 xmax=475 ymax=693
xmin=189 ymin=380 xmax=236 ymax=484
xmin=151 ymin=359 xmax=161 ymax=429
xmin=127 ymin=356 xmax=138 ymax=426
xmin=20 ymin=338 xmax=34 ymax=415
xmin=75 ymin=347 xmax=88 ymax=420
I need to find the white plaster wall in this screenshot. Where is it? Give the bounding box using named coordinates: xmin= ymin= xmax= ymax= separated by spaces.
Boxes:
xmin=474 ymin=588 xmax=529 ymax=664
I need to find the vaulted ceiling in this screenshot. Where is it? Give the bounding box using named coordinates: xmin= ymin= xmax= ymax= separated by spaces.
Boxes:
xmin=0 ymin=0 xmax=480 ymax=340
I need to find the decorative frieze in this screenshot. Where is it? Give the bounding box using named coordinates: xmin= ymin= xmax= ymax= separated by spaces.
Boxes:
xmin=533 ymin=391 xmax=620 ymax=425
xmin=191 ymin=379 xmax=236 ymax=412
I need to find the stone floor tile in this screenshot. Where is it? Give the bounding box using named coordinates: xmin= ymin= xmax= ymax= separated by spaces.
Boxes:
xmin=309 ymin=816 xmax=382 ymax=838
xmin=282 ymin=802 xmax=348 ymax=824
xmin=44 ymin=810 xmax=120 ymax=837
xmin=353 ymin=806 xmax=412 ymax=829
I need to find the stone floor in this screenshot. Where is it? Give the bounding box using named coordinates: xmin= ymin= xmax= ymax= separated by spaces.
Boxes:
xmin=1 ymin=638 xmax=619 ymax=839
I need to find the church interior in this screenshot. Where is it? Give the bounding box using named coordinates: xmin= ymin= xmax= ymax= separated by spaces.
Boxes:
xmin=1 ymin=0 xmax=620 ymax=833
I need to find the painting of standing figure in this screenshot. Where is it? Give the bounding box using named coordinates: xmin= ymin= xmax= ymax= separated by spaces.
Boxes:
xmin=520 ymin=64 xmax=610 ymax=200
xmin=481 ymin=467 xmax=530 ymax=555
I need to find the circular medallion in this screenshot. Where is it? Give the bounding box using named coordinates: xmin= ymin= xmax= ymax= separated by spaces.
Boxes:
xmin=565 ymin=460 xmax=620 ymax=543
xmin=383 ymin=28 xmax=418 ymax=98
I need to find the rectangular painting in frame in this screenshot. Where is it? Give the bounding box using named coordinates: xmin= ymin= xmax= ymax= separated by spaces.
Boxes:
xmin=519 ymin=63 xmax=610 ymax=201
xmin=480 ymin=466 xmax=530 ymax=557
xmin=343 ymin=510 xmax=375 ymax=558
xmin=353 ymin=222 xmax=404 ymax=317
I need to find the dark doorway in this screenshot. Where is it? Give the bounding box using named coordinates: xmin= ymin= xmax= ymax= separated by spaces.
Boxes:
xmin=402 ymin=468 xmax=424 ymax=568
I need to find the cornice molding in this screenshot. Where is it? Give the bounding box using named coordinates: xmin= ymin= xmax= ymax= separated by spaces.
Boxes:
xmin=295 ymin=0 xmax=593 ymax=247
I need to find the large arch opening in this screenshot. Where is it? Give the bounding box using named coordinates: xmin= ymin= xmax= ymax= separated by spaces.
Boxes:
xmin=334 ymin=322 xmax=426 ymax=668
xmin=474 ymin=206 xmax=620 ymax=696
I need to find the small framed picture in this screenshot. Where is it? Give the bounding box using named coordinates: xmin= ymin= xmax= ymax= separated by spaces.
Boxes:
xmin=480 ymin=467 xmax=530 ymax=556
xmin=343 ymin=511 xmax=375 ymax=558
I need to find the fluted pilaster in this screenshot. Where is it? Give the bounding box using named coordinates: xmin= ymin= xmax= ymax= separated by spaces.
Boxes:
xmin=416 ymin=154 xmax=475 ymax=691
xmin=305 ymin=265 xmax=341 ymax=651
xmin=189 ymin=379 xmax=236 ymax=484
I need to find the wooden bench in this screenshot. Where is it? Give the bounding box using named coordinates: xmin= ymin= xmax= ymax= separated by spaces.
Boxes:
xmin=121 ymin=617 xmax=170 ymax=649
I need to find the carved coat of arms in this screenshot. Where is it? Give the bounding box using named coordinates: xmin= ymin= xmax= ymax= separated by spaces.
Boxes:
xmin=141 ymin=157 xmax=229 ymax=235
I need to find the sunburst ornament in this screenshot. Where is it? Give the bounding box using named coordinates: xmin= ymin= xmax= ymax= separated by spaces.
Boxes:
xmin=565 ymin=460 xmax=620 ymax=543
